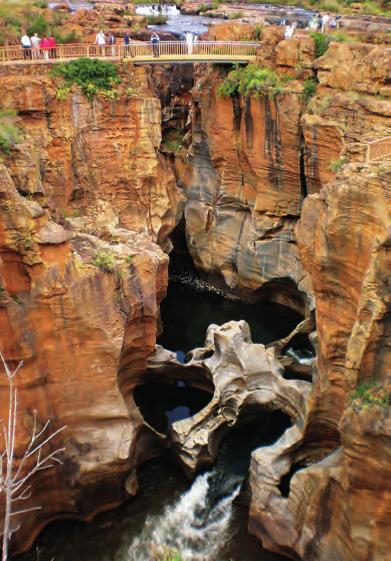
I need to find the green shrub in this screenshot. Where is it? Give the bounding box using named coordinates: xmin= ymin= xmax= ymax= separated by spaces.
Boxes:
xmin=53 ymin=30 xmax=80 ymax=44
xmin=252 ymin=24 xmax=264 ymax=40
xmin=93 ymin=251 xmax=117 ymax=273
xmin=198 ymin=3 xmax=210 ymax=12
xmin=0 ymin=110 xmax=21 ymax=156
xmin=328 ymin=156 xmax=347 ymax=172
xmin=146 ymin=14 xmax=168 ymax=24
xmin=218 ymin=64 xmax=290 ymax=99
xmin=310 ymin=32 xmax=331 ymax=58
xmin=350 ymin=379 xmax=390 ymax=411
xmin=302 ymin=78 xmax=317 ymax=102
xmin=27 ymin=14 xmax=48 ymax=36
xmin=33 ymin=0 xmax=48 ymax=7
xmin=56 ymin=85 xmax=71 ymax=101
xmin=51 ymin=58 xmax=121 ymax=101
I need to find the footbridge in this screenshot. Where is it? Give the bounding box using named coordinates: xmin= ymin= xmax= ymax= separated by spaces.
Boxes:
xmin=0 ymin=41 xmax=260 ymax=65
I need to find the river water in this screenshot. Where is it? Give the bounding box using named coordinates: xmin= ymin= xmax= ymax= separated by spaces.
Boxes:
xmin=17 ymin=423 xmax=290 ymax=561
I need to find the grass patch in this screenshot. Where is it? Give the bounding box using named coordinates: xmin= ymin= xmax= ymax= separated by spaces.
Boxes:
xmin=302 ymin=78 xmax=317 ymax=102
xmin=93 ymin=251 xmax=117 ymax=273
xmin=51 ymin=58 xmax=121 ymax=102
xmin=218 ymin=64 xmax=291 ymax=99
xmin=229 ymin=11 xmax=244 ymax=18
xmin=328 ymin=156 xmax=347 ymax=172
xmin=310 ymin=94 xmax=332 ymax=114
xmin=350 ymin=379 xmax=390 ymax=411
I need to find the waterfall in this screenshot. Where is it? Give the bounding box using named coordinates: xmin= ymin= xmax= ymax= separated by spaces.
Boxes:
xmin=285 ymin=347 xmax=314 ymax=365
xmin=126 ymin=471 xmax=240 ymax=561
xmin=135 ymin=4 xmax=180 ymax=16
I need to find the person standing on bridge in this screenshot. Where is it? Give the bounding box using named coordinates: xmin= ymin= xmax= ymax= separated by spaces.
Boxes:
xmin=95 ymin=30 xmax=106 ymax=56
xmin=108 ymin=33 xmax=116 ymax=56
xmin=31 ymin=33 xmax=41 ymax=59
xmin=151 ymin=32 xmax=160 ymax=58
xmin=21 ymin=33 xmax=32 ymax=60
xmin=40 ymin=36 xmax=50 ymax=61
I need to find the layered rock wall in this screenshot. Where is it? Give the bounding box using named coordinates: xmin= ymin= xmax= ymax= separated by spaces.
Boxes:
xmin=0 ymin=62 xmax=180 ymax=551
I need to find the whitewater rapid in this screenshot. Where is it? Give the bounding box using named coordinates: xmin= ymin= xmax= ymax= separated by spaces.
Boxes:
xmin=126 ymin=471 xmax=240 ymax=561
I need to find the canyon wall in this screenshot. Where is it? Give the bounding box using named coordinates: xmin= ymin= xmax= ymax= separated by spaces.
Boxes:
xmin=0 ymin=30 xmax=390 ymax=560
xmin=246 ymin=38 xmax=391 ymax=561
xmin=0 ymin=62 xmax=181 ymax=551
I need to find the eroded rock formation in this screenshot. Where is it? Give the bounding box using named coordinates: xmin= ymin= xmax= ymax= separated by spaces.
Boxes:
xmin=142 ymin=321 xmax=311 ymax=474
xmin=248 ymin=164 xmax=391 ymax=561
xmin=0 ymin=63 xmax=180 ymax=551
xmin=176 ymin=67 xmax=308 ymax=308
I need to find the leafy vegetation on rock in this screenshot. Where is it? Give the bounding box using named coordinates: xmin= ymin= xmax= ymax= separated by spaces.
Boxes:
xmin=93 ymin=251 xmax=117 ymax=273
xmin=51 ymin=58 xmax=121 ymax=102
xmin=0 ymin=0 xmax=73 ymax=46
xmin=328 ymin=156 xmax=347 ymax=172
xmin=0 ymin=110 xmax=21 ymax=157
xmin=310 ymin=32 xmax=331 ymax=58
xmin=218 ymin=64 xmax=291 ymax=99
xmin=302 ymin=78 xmax=318 ymax=102
xmin=350 ymin=379 xmax=390 ymax=411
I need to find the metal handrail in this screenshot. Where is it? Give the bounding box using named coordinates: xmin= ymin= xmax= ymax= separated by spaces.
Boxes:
xmin=0 ymin=41 xmax=261 ymax=64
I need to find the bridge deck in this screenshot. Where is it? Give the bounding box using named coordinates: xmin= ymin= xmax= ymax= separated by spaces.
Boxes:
xmin=0 ymin=41 xmax=260 ymax=65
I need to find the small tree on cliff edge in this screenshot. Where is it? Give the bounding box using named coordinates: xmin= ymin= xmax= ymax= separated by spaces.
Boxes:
xmin=0 ymin=353 xmax=66 ymax=561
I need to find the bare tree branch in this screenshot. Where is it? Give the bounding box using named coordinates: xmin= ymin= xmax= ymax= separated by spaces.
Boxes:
xmin=0 ymin=352 xmax=66 ymax=561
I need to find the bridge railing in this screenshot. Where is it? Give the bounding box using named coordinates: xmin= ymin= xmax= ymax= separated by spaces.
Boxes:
xmin=0 ymin=41 xmax=260 ymax=64
xmin=366 ymin=136 xmax=391 ymax=162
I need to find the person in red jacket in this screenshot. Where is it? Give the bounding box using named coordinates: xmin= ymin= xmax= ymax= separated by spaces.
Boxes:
xmin=47 ymin=35 xmax=57 ymax=59
xmin=40 ymin=36 xmax=50 ymax=60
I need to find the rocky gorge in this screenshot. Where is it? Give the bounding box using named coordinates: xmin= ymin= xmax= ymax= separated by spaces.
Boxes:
xmin=0 ymin=17 xmax=390 ymax=561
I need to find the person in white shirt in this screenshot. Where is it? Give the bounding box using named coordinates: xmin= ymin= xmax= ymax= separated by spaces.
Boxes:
xmin=321 ymin=14 xmax=330 ymax=33
xmin=95 ymin=30 xmax=106 ymax=55
xmin=21 ymin=34 xmax=32 ymax=59
xmin=31 ymin=33 xmax=41 ymax=59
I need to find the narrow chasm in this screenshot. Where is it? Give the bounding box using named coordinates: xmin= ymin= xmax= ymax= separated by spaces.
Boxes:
xmin=158 ymin=222 xmax=307 ymax=355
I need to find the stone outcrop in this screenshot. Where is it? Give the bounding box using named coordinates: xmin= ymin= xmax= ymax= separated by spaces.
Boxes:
xmin=0 ymin=63 xmax=182 ymax=252
xmin=0 ymin=162 xmax=168 ymax=551
xmin=144 ymin=320 xmax=312 ymax=474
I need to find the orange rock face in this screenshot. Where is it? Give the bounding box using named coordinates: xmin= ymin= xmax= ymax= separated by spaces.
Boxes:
xmin=249 ymin=163 xmax=391 ymax=561
xmin=0 ymin=63 xmax=180 ymax=552
xmin=177 ymin=68 xmax=308 ymax=309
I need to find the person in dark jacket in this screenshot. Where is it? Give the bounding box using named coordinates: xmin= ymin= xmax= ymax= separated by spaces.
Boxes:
xmin=151 ymin=32 xmax=160 ymax=57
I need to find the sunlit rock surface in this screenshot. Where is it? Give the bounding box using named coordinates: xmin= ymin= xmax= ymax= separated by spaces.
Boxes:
xmin=0 ymin=164 xmax=167 ymax=551
xmin=177 ymin=68 xmax=307 ymax=304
